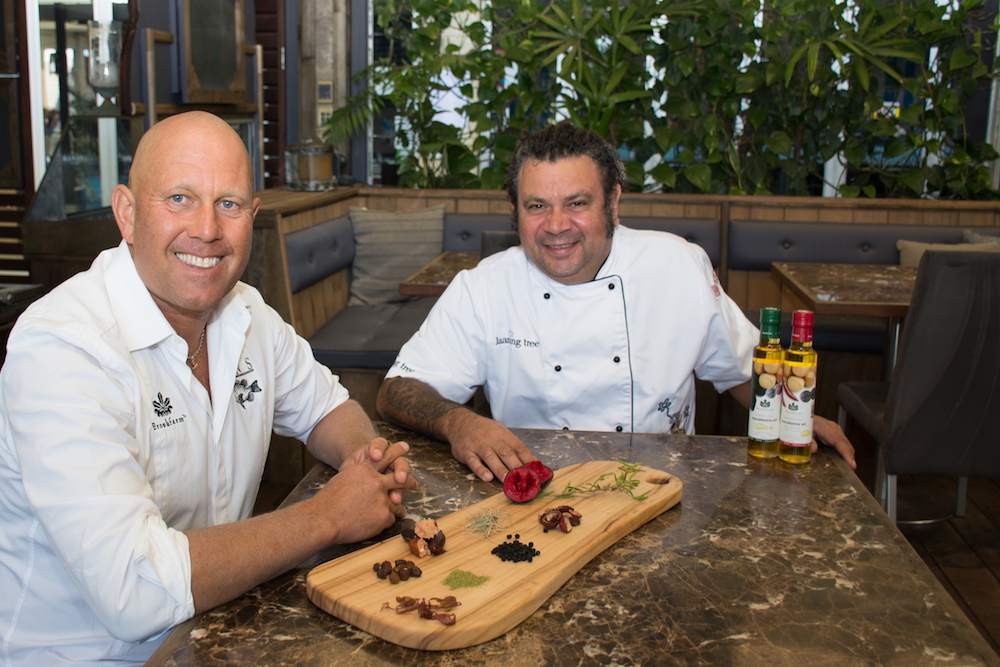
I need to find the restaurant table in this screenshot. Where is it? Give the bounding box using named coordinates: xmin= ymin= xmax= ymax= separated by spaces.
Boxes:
xmin=771 ymin=261 xmax=917 ymax=373
xmin=147 ymin=424 xmax=997 ymax=666
xmin=398 ymin=251 xmax=480 ymax=297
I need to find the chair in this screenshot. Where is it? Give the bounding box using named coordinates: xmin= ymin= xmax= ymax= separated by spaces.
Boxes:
xmin=480 ymin=230 xmax=519 ymax=258
xmin=837 ymin=250 xmax=1000 ymax=523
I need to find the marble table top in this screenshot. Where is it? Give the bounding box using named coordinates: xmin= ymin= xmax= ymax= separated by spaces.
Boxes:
xmin=399 ymin=251 xmax=480 ymax=297
xmin=772 ymin=262 xmax=917 ymax=318
xmin=148 ymin=425 xmax=998 ymax=666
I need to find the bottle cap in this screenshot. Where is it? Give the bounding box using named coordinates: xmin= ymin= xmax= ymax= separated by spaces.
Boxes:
xmin=791 ymin=309 xmax=814 ymax=343
xmin=759 ymin=307 xmax=781 ymax=339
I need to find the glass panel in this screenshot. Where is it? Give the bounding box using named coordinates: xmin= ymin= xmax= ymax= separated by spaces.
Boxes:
xmin=24 ymin=116 xmax=140 ymax=223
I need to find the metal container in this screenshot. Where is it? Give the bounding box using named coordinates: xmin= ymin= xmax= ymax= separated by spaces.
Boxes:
xmin=284 ymin=142 xmax=335 ymax=191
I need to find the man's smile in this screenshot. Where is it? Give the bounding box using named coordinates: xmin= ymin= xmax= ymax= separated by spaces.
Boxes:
xmin=175 ymin=252 xmax=221 ymax=269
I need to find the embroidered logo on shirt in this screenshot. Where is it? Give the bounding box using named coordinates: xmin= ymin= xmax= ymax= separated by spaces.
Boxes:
xmin=234 ymin=356 xmax=262 ymax=409
xmin=656 ymin=397 xmax=691 ymax=434
xmin=153 ymin=393 xmax=172 ymax=417
xmin=710 ymin=271 xmax=722 ymax=299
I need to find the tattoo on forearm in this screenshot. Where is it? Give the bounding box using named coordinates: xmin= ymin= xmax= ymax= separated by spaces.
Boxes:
xmin=381 ymin=378 xmax=463 ymax=438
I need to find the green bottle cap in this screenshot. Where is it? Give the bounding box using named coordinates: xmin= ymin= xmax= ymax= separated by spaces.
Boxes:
xmin=759 ymin=307 xmax=781 ymax=339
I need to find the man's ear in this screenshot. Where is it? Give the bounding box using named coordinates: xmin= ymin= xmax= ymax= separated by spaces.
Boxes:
xmin=251 ymin=196 xmax=262 ymax=220
xmin=111 ymin=184 xmax=136 ymax=243
xmin=609 ymin=183 xmax=623 ymax=226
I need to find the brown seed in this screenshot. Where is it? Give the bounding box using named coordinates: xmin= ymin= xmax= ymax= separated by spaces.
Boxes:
xmin=389 ymin=571 xmax=400 ymax=584
xmin=559 ymin=514 xmax=572 ymax=533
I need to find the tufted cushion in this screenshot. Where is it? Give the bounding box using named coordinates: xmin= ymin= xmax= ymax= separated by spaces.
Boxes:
xmin=896 ymin=239 xmax=1000 ymax=267
xmin=285 ymin=216 xmax=355 ymax=294
xmin=622 ymin=217 xmax=721 ymax=266
xmin=309 ymin=298 xmax=438 ymax=369
xmin=728 ymin=220 xmax=964 ymax=271
xmin=349 ymin=206 xmax=445 ymax=305
xmin=443 ymin=213 xmax=513 ymax=251
xmin=744 ymin=308 xmax=888 ymax=354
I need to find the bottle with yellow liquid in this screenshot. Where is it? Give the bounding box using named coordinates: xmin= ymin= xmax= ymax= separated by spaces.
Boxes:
xmin=779 ymin=310 xmax=817 ymax=464
xmin=748 ymin=307 xmax=783 ymax=459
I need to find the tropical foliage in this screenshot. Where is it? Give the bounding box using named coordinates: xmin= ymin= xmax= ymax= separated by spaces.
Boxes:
xmin=323 ymin=0 xmax=1000 ymax=198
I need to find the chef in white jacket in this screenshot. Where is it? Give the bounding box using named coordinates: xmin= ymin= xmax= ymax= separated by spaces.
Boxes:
xmin=378 ymin=121 xmax=856 ymax=482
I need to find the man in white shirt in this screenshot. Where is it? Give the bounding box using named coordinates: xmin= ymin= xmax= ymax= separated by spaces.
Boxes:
xmin=377 ymin=121 xmax=855 ymax=483
xmin=0 ymin=112 xmax=415 ymax=665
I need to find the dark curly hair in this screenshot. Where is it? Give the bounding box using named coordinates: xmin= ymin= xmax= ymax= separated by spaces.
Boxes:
xmin=504 ymin=121 xmax=625 ymax=230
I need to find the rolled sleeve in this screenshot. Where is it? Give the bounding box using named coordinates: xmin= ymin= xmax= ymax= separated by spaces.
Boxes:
xmin=385 ymin=270 xmax=485 ymax=405
xmin=4 ymin=329 xmax=195 ymax=642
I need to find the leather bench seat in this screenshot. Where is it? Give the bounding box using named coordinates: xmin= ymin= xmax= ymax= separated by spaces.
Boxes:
xmin=731 ymin=220 xmax=964 ymax=355
xmin=744 ymin=308 xmax=887 ymax=354
xmin=309 ymin=297 xmax=437 ymax=369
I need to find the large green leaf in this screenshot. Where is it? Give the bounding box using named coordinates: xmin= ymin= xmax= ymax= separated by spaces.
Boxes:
xmin=684 ymin=163 xmax=712 ymax=192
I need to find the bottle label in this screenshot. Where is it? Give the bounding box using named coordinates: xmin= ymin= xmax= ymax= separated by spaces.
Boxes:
xmin=748 ymin=360 xmax=781 ymax=440
xmin=779 ymin=360 xmax=816 ymax=446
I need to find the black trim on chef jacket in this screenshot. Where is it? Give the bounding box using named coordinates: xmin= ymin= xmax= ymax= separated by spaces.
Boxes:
xmin=597 ymin=272 xmax=633 ymax=433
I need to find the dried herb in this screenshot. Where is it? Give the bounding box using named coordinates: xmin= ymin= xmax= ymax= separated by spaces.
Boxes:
xmin=465 ymin=508 xmax=505 ymax=538
xmin=443 ymin=569 xmax=490 ymax=590
xmin=544 ymin=461 xmax=650 ymax=501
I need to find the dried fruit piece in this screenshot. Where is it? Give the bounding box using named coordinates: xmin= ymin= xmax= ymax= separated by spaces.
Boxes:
xmin=408 ymin=536 xmax=430 ymax=558
xmin=503 ymin=467 xmax=542 ymax=503
xmin=524 ymin=460 xmax=554 ymax=487
xmin=414 ymin=519 xmax=440 ymax=540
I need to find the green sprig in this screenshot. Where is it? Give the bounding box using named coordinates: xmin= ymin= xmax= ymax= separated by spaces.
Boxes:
xmin=544 ymin=461 xmax=650 ymax=502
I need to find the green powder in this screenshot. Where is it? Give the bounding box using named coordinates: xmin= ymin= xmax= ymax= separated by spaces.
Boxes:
xmin=443 ymin=569 xmax=489 ymax=590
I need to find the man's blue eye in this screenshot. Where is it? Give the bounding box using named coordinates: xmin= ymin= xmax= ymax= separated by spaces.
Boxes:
xmin=221 ymin=200 xmax=235 ymax=209
xmin=170 ymin=194 xmax=185 ymax=204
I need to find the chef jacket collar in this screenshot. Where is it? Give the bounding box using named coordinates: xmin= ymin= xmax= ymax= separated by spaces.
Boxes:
xmin=523 ymin=225 xmax=624 ymax=292
xmin=105 ymin=241 xmax=251 ymax=353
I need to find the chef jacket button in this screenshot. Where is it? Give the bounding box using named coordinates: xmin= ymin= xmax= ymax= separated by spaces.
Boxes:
xmin=543 ymin=292 xmax=550 ymax=299
xmin=554 ymin=365 xmax=562 ymax=372
xmin=613 ymin=355 xmax=621 ymax=363
xmin=615 ymin=425 xmax=624 ymax=432
xmin=608 ymin=283 xmax=615 ymax=290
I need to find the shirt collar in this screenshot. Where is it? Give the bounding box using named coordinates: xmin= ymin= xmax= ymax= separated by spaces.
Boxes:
xmin=105 ymin=242 xmax=176 ymax=352
xmin=104 ymin=241 xmax=252 ymax=352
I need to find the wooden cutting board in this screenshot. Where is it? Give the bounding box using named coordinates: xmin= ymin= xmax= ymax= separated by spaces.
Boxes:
xmin=306 ymin=460 xmax=682 ymax=650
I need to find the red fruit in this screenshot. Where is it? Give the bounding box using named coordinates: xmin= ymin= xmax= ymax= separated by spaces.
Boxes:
xmin=503 ymin=467 xmax=542 ymax=503
xmin=524 ymin=460 xmax=553 ymax=487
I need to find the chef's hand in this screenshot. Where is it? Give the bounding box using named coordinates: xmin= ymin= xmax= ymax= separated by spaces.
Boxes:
xmin=812 ymin=415 xmax=856 ymax=470
xmin=346 ymin=437 xmax=419 ymax=505
xmin=442 ymin=409 xmax=536 ymax=482
xmin=311 ymin=461 xmax=407 ymax=544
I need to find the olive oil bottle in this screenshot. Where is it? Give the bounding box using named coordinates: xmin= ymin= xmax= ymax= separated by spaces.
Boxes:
xmin=779 ymin=310 xmax=817 ymax=464
xmin=748 ymin=307 xmax=783 ymax=459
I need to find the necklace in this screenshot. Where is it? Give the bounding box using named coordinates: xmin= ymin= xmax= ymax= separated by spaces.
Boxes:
xmin=186 ymin=326 xmax=207 ymax=371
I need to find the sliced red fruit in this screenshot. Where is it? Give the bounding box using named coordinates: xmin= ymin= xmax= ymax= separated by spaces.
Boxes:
xmin=503 ymin=466 xmax=542 ymax=503
xmin=524 ymin=460 xmax=553 ymax=487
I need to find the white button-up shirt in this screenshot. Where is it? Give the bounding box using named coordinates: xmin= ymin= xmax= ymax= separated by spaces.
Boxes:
xmin=386 ymin=225 xmax=757 ymax=433
xmin=0 ymin=242 xmax=347 ymax=665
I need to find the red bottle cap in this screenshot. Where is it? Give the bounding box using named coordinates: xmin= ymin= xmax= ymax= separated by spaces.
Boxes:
xmin=791 ymin=309 xmax=813 ymax=343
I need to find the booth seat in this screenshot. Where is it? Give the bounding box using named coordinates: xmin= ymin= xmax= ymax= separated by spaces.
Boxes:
xmin=728 ymin=220 xmax=965 ymax=354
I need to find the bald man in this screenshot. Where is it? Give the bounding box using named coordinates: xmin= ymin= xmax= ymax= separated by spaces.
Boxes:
xmin=0 ymin=112 xmax=415 ymax=665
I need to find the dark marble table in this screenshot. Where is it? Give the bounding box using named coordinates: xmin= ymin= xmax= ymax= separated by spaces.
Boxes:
xmin=398 ymin=251 xmax=480 ymax=297
xmin=771 ymin=262 xmax=917 ymax=319
xmin=148 ymin=425 xmax=998 ymax=666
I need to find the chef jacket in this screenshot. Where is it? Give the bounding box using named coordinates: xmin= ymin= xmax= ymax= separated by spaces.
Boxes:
xmin=386 ymin=225 xmax=757 ymax=433
xmin=0 ymin=242 xmax=348 ymax=666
